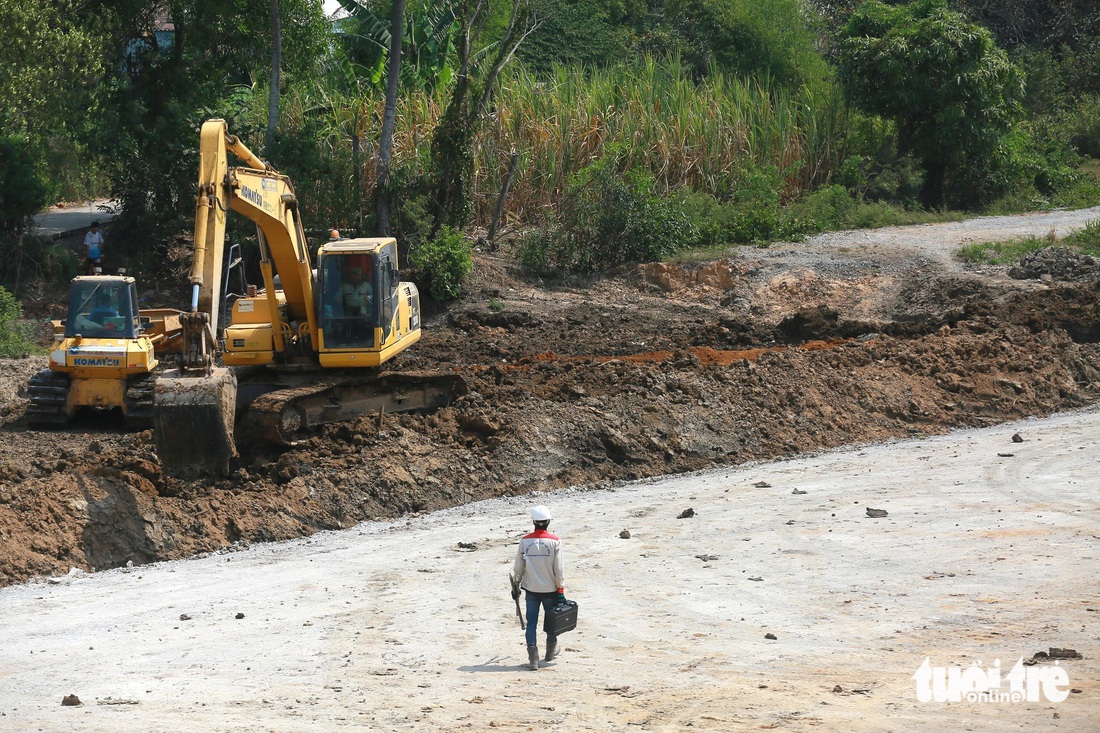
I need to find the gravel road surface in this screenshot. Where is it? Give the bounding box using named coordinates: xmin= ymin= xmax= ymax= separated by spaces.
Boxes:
xmin=1 ymin=407 xmax=1097 ymax=731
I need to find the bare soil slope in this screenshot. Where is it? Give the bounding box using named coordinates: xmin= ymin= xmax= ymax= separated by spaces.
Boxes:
xmin=1 ymin=210 xmax=1098 ymax=585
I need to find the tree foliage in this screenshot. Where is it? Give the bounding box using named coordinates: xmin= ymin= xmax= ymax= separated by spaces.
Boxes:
xmin=668 ymin=0 xmax=829 ymax=86
xmin=0 ymin=136 xmax=50 ymax=241
xmin=91 ymin=0 xmax=330 ymax=261
xmin=516 ymin=0 xmax=636 ymax=72
xmin=950 ymin=0 xmax=1100 ymax=51
xmin=0 ymin=0 xmax=103 ymax=138
xmin=336 ymin=0 xmax=458 ymax=91
xmin=838 ymin=0 xmax=1023 ymax=208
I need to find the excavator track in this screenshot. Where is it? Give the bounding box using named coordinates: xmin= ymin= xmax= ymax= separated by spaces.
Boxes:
xmin=25 ymin=370 xmax=71 ymax=428
xmin=123 ymin=373 xmax=156 ymax=431
xmin=238 ymin=371 xmax=468 ymax=446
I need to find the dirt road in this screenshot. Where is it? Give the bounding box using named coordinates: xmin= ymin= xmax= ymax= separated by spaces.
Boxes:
xmin=0 ymin=407 xmax=1096 ymax=731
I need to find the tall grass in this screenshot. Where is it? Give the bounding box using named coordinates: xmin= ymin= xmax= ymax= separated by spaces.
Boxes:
xmin=478 ymin=59 xmax=848 ymax=224
xmin=249 ymin=56 xmax=849 ymax=229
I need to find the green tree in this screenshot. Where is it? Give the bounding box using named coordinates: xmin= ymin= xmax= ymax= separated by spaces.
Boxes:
xmin=0 ymin=0 xmax=102 ymax=139
xmin=0 ymin=136 xmax=50 ymax=241
xmin=90 ymin=0 xmax=330 ymax=262
xmin=837 ymin=0 xmax=1023 ymax=208
xmin=515 ymin=0 xmax=635 ymax=72
xmin=669 ymin=0 xmax=830 ymax=86
xmin=0 ymin=0 xmax=106 ymax=210
xmin=375 ymin=0 xmax=405 ymax=235
xmin=949 ymin=0 xmax=1100 ymax=52
xmin=428 ymin=0 xmax=540 ymax=232
xmin=336 ymin=1 xmax=458 ymax=92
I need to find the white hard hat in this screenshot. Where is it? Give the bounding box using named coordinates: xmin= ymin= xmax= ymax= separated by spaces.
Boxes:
xmin=531 ymin=505 xmax=552 ymax=522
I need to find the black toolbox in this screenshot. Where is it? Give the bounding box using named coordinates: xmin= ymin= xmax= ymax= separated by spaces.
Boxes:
xmin=543 ymin=600 xmax=579 ymax=635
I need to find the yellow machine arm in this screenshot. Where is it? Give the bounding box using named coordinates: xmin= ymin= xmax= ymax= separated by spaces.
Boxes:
xmin=183 ymin=118 xmax=317 ymax=370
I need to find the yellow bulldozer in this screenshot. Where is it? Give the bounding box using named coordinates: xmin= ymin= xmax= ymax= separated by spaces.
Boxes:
xmin=152 ymin=119 xmax=464 ymax=478
xmin=27 ymin=274 xmax=183 ymax=429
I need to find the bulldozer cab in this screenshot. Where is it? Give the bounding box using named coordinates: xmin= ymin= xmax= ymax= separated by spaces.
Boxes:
xmin=65 ymin=277 xmax=140 ymax=339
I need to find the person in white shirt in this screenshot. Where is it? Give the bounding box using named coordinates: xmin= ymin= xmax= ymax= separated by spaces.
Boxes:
xmin=512 ymin=505 xmax=566 ymax=670
xmin=84 ymin=221 xmax=104 ymax=274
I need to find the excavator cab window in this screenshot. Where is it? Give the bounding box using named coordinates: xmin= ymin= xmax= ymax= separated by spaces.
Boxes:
xmin=65 ymin=280 xmax=138 ymax=339
xmin=317 ymin=253 xmax=376 ymax=349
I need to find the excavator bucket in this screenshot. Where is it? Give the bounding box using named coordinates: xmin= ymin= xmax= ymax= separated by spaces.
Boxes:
xmin=153 ymin=367 xmax=238 ymax=478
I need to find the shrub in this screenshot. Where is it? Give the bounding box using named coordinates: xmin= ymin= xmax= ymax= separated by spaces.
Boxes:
xmin=408 ymin=225 xmax=472 ymax=300
xmin=1061 ymin=94 xmax=1100 ymax=158
xmin=0 ymin=235 xmax=79 ymax=288
xmin=518 ymin=149 xmax=699 ymax=273
xmin=679 ymin=189 xmax=819 ymax=248
xmin=0 ymin=285 xmax=38 ymax=357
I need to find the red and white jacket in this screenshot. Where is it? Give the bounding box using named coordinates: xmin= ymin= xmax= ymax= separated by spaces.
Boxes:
xmin=513 ymin=529 xmax=564 ymax=594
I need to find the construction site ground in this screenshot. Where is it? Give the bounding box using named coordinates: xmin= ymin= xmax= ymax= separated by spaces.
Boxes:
xmin=0 ymin=207 xmax=1098 ymax=729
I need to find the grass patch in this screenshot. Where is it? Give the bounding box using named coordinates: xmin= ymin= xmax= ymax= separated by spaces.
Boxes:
xmin=669 ymin=186 xmax=966 ymax=264
xmin=957 ymin=219 xmax=1100 ymax=264
xmin=957 ymin=236 xmax=1055 ymax=265
xmin=818 ymin=201 xmax=966 ymax=230
xmin=1081 ymin=159 xmax=1100 ymax=182
xmin=1064 ymin=219 xmax=1100 ymax=255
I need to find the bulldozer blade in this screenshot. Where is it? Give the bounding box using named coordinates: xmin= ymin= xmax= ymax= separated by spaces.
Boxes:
xmin=154 ymin=367 xmax=238 ymax=478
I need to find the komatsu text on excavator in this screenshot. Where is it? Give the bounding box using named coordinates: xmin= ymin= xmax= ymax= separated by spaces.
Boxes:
xmin=153 ymin=119 xmax=464 ymax=477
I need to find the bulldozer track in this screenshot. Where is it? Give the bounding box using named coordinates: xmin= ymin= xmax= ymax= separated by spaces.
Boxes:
xmin=25 ymin=370 xmax=70 ymax=428
xmin=124 ymin=373 xmax=156 ymax=431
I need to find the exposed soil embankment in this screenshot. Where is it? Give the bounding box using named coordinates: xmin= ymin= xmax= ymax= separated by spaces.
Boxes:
xmin=1 ymin=214 xmax=1099 ymax=585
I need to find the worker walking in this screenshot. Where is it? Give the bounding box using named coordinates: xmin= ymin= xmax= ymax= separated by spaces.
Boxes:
xmin=512 ymin=505 xmax=566 ymax=671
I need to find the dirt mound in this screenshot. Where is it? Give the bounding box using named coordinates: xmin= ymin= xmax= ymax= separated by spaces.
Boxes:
xmin=2 ymin=217 xmax=1100 ymax=586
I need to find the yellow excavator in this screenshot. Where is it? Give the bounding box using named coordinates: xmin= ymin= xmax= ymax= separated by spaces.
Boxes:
xmin=27 ymin=274 xmax=183 ymax=429
xmin=153 ymin=119 xmax=464 ymax=477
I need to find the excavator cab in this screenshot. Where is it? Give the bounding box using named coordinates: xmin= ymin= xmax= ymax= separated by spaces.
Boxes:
xmin=317 ymin=249 xmax=375 ymax=348
xmin=314 ymin=237 xmax=421 ymax=367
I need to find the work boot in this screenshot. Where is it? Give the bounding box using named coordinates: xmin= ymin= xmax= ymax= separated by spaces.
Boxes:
xmin=527 ymin=645 xmax=540 ymax=671
xmin=545 ymin=639 xmax=559 ymax=662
